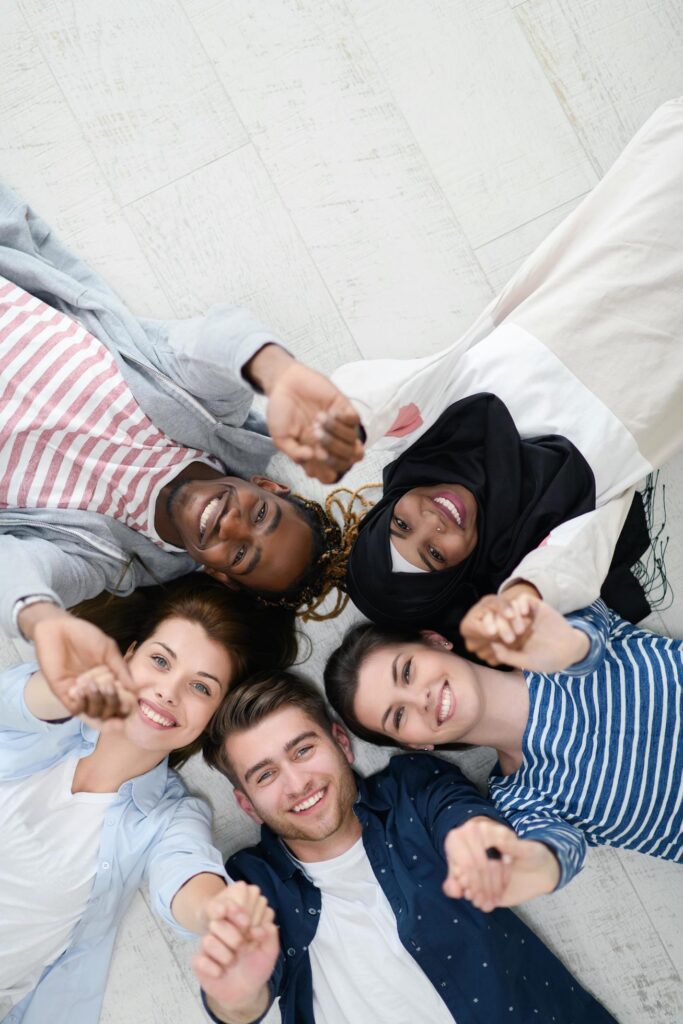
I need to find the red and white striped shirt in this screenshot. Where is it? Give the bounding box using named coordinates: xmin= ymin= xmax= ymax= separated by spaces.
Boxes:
xmin=0 ymin=275 xmax=221 ymax=550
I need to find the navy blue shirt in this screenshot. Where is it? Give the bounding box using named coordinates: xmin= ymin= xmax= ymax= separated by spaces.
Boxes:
xmin=205 ymin=754 xmax=614 ymax=1024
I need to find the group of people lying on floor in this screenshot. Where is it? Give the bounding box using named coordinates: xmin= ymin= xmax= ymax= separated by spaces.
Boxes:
xmin=1 ymin=99 xmax=681 ymax=1023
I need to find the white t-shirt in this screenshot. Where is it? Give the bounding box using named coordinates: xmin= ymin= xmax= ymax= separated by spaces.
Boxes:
xmin=295 ymin=838 xmax=454 ymax=1024
xmin=0 ymin=755 xmax=115 ymax=1005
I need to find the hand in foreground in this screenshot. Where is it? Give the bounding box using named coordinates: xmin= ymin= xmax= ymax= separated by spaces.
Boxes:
xmin=27 ymin=605 xmax=136 ymax=719
xmin=459 ymin=582 xmax=538 ymax=666
xmin=249 ymin=346 xmax=365 ymax=483
xmin=67 ymin=665 xmax=137 ymax=733
xmin=487 ymin=594 xmax=590 ymax=672
xmin=193 ymin=882 xmax=279 ymax=1018
xmin=444 ymin=818 xmax=560 ymax=911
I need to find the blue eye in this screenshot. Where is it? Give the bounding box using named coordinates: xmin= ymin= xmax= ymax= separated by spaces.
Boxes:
xmin=152 ymin=654 xmax=168 ymax=669
xmin=257 ymin=770 xmax=274 ymax=784
xmin=192 ymin=681 xmax=211 ymax=696
xmin=295 ymin=745 xmax=313 ymax=759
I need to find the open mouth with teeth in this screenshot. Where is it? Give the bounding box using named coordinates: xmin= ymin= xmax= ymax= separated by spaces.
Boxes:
xmin=432 ymin=492 xmax=466 ymax=529
xmin=436 ymin=682 xmax=455 ymax=726
xmin=138 ymin=699 xmax=178 ymax=730
xmin=290 ymin=786 xmax=328 ymax=815
xmin=198 ymin=492 xmax=229 ymax=546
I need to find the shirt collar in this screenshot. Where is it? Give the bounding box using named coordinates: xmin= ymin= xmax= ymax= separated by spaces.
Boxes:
xmin=79 ymin=721 xmax=170 ymax=815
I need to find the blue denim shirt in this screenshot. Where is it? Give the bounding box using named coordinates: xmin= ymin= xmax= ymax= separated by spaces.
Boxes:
xmin=204 ymin=754 xmax=614 ymax=1024
xmin=0 ymin=663 xmax=228 ymax=1024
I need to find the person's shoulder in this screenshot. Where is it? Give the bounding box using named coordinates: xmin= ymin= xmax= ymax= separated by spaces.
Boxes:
xmin=373 ymin=751 xmax=465 ymax=792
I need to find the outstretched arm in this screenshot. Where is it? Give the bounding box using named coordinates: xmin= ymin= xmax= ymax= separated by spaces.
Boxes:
xmin=244 ymin=343 xmax=365 ymax=483
xmin=193 ymin=883 xmax=280 ymax=1024
xmin=443 ymin=817 xmax=560 ymax=911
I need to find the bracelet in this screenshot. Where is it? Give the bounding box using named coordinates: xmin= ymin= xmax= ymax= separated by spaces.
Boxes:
xmin=13 ymin=595 xmax=59 ymax=642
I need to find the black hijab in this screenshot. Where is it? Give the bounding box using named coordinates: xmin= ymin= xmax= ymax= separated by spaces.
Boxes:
xmin=346 ymin=393 xmax=598 ymax=640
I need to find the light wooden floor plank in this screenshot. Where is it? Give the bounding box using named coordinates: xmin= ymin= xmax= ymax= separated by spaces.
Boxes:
xmin=345 ymin=0 xmax=598 ymax=249
xmin=515 ymin=0 xmax=683 ymax=174
xmin=20 ymin=0 xmax=247 ymax=206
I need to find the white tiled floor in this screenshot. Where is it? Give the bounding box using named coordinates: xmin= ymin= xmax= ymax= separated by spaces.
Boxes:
xmin=1 ymin=1 xmax=682 ymax=1021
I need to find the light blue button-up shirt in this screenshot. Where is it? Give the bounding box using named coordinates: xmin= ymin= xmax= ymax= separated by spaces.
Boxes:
xmin=0 ymin=663 xmax=228 ymax=1024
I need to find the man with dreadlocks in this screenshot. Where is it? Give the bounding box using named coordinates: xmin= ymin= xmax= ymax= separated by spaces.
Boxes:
xmin=0 ymin=182 xmax=363 ymax=714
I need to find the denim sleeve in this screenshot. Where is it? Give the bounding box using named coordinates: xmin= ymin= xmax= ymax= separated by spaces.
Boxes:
xmin=145 ymin=792 xmax=229 ymax=938
xmin=395 ymin=754 xmax=511 ymax=854
xmin=563 ymin=599 xmax=610 ymax=676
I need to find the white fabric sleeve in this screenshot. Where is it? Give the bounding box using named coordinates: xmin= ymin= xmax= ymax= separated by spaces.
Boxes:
xmin=500 ymin=489 xmax=636 ymax=614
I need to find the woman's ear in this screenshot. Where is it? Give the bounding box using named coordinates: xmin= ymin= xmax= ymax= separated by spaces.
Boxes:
xmin=420 ymin=629 xmax=452 ymax=650
xmin=405 ymin=742 xmax=435 ymax=752
xmin=205 ymin=567 xmax=240 ymax=591
xmin=124 ymin=641 xmax=137 ymax=662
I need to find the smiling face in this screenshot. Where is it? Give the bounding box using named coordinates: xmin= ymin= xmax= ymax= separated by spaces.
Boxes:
xmin=162 ymin=474 xmax=315 ymax=594
xmin=226 ymin=706 xmax=360 ymax=860
xmin=390 ymin=483 xmax=478 ymax=572
xmin=353 ymin=640 xmax=483 ymax=747
xmin=122 ymin=617 xmax=233 ymax=756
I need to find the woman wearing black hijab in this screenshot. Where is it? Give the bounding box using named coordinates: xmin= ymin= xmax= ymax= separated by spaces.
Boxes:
xmin=331 ymin=98 xmax=683 ymax=657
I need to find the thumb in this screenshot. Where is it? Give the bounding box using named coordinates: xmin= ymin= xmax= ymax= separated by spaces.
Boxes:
xmin=103 ymin=643 xmax=136 ymax=692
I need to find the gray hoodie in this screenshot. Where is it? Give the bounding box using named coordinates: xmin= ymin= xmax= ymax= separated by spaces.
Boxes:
xmin=0 ymin=184 xmax=284 ymax=636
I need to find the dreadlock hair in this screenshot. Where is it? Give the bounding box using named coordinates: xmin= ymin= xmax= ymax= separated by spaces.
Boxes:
xmin=71 ymin=573 xmax=298 ymax=769
xmin=324 ymin=620 xmax=472 ymax=752
xmin=254 ymin=484 xmax=379 ymax=622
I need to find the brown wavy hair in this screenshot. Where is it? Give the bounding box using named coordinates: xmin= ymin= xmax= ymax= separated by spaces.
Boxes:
xmin=72 ymin=573 xmax=299 ymax=768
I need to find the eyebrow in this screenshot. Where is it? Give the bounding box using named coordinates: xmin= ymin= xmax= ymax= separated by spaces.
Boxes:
xmin=389 ymin=529 xmax=436 ymax=572
xmin=244 ymin=729 xmax=319 ymax=783
xmin=237 ymin=501 xmax=282 ymax=576
xmin=154 ymin=641 xmax=222 ymax=685
xmin=380 ymin=654 xmax=402 ymax=731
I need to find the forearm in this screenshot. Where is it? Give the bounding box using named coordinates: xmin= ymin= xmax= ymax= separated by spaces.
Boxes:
xmin=205 ymin=987 xmax=270 ymax=1024
xmin=242 ymin=343 xmax=294 ymax=394
xmin=17 ymin=599 xmax=63 ymax=643
xmin=171 ymin=872 xmax=227 ymax=934
xmin=23 ymin=669 xmax=72 ymax=721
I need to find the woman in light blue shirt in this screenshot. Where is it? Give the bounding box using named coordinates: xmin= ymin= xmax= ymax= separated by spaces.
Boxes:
xmin=0 ymin=576 xmax=295 ymax=1024
xmin=325 ymin=595 xmax=682 ymax=907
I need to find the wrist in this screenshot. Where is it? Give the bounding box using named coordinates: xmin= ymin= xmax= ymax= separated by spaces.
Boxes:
xmin=568 ymin=627 xmax=590 ymax=665
xmin=206 ymin=985 xmax=269 ymax=1024
xmin=16 ymin=599 xmax=64 ymax=642
xmin=243 ymin=343 xmax=295 ymax=395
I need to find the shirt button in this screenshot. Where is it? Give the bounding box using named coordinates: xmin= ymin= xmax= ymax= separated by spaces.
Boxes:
xmin=307 ymin=908 xmax=317 ymax=915
xmin=101 ymin=862 xmax=110 ymax=870
xmin=287 ymin=947 xmax=296 ymax=957
xmin=105 ymin=819 xmax=114 ymax=827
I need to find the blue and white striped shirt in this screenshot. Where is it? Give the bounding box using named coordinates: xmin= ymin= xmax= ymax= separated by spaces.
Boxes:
xmin=489 ymin=601 xmax=682 ymax=888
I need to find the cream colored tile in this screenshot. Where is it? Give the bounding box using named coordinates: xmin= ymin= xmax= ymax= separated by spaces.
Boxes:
xmin=345 ymin=0 xmax=597 ymax=248
xmin=620 ymin=851 xmax=683 ymax=978
xmin=516 ymin=0 xmax=683 ymax=174
xmin=102 ymin=893 xmax=206 ymax=1024
xmin=127 ymin=146 xmax=362 ymax=372
xmin=20 ymin=0 xmax=247 ymax=205
xmin=183 ymin=0 xmax=492 ymax=360
xmin=517 ymin=845 xmax=683 ymax=1022
xmin=0 ymin=2 xmax=174 ymax=316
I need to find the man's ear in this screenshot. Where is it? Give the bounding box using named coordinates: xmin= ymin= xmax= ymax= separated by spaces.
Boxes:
xmin=233 ymin=787 xmax=263 ymax=825
xmin=251 ymin=475 xmax=291 ymax=497
xmin=205 ymin=567 xmax=240 ymax=591
xmin=331 ymin=722 xmax=355 ymax=766
xmin=420 ymin=629 xmax=452 ymax=651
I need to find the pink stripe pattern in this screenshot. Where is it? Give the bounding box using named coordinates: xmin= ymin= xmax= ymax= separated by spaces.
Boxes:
xmin=0 ymin=276 xmax=219 ymax=548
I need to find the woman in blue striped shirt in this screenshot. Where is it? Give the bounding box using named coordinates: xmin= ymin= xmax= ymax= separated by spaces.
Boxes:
xmin=324 ymin=597 xmax=682 ymax=906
